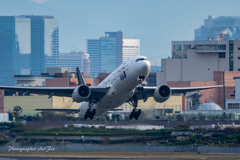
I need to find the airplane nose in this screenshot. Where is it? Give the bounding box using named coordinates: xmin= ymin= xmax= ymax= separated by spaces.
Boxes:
xmin=140 ymin=60 xmax=150 ymax=75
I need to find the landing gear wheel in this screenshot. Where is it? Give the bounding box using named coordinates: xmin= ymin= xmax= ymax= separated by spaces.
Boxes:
xmin=135 ymin=116 xmax=138 ymax=120
xmin=129 ymin=109 xmax=141 ymax=120
xmin=129 ymin=114 xmax=133 ymax=120
xmin=84 ymin=109 xmax=96 ymax=120
xmin=138 ymin=109 xmax=141 ymax=114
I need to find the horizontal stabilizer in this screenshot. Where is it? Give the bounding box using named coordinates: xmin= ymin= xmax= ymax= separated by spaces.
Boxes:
xmin=35 ymin=108 xmax=79 ymax=112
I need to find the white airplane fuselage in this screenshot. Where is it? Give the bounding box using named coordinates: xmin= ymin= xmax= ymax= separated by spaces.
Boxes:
xmin=78 ymin=56 xmax=151 ymax=117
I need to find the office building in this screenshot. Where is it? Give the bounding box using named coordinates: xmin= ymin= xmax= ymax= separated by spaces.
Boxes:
xmin=0 ymin=15 xmax=59 ymax=85
xmin=195 ymin=15 xmax=240 ymax=41
xmin=226 ymin=77 xmax=240 ymax=110
xmin=122 ymin=39 xmax=140 ymax=62
xmin=87 ymin=31 xmax=141 ymax=78
xmin=156 ymin=40 xmax=240 ymax=109
xmin=100 ymin=31 xmax=123 ymax=73
xmin=159 ymin=40 xmax=240 ymax=85
xmin=59 ymin=51 xmax=90 ymax=73
xmin=87 ymin=31 xmax=123 ymax=77
xmin=24 ymin=15 xmax=59 ymax=75
xmin=0 ymin=16 xmax=31 ymax=85
xmin=86 ymin=39 xmax=101 ymax=78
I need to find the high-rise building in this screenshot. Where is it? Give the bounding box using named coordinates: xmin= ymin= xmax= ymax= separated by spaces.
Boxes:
xmin=59 ymin=51 xmax=90 ymax=73
xmin=23 ymin=15 xmax=59 ymax=75
xmin=86 ymin=39 xmax=101 ymax=78
xmin=195 ymin=15 xmax=240 ymax=41
xmin=87 ymin=31 xmax=141 ymax=78
xmin=0 ymin=16 xmax=31 ymax=85
xmin=0 ymin=15 xmax=59 ymax=85
xmin=87 ymin=31 xmax=123 ymax=77
xmin=100 ymin=31 xmax=123 ymax=73
xmin=122 ymin=39 xmax=140 ymax=62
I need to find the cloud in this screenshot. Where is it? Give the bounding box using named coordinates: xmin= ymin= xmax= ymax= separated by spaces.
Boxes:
xmin=30 ymin=0 xmax=48 ymax=4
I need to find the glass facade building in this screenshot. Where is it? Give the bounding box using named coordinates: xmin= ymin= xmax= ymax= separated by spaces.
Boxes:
xmin=87 ymin=39 xmax=101 ymax=78
xmin=0 ymin=16 xmax=31 ymax=85
xmin=24 ymin=16 xmax=59 ymax=75
xmin=59 ymin=51 xmax=90 ymax=73
xmin=87 ymin=31 xmax=123 ymax=78
xmin=0 ymin=15 xmax=59 ymax=85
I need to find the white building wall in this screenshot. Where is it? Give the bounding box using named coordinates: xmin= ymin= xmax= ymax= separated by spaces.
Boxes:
xmin=0 ymin=113 xmax=9 ymax=122
xmin=122 ymin=39 xmax=140 ymax=62
xmin=160 ymin=40 xmax=235 ymax=84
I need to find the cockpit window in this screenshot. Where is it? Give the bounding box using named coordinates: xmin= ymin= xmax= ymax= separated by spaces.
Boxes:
xmin=135 ymin=58 xmax=148 ymax=62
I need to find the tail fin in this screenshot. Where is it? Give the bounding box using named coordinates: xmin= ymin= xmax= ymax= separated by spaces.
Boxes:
xmin=76 ymin=67 xmax=86 ymax=85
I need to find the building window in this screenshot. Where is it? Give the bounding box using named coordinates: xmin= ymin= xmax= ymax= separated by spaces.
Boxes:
xmin=184 ymin=45 xmax=191 ymax=51
xmin=238 ymin=69 xmax=240 ymax=71
xmin=219 ymin=52 xmax=225 ymax=58
xmin=165 ymin=109 xmax=173 ymax=113
xmin=238 ymin=57 xmax=240 ymax=59
xmin=228 ymin=103 xmax=240 ymax=109
xmin=238 ymin=47 xmax=240 ymax=50
xmin=174 ymin=45 xmax=181 ymax=51
xmin=195 ymin=45 xmax=226 ymax=50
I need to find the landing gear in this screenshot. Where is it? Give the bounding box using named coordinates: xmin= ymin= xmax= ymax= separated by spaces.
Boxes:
xmin=129 ymin=109 xmax=141 ymax=120
xmin=84 ymin=109 xmax=96 ymax=120
xmin=137 ymin=76 xmax=144 ymax=92
xmin=128 ymin=97 xmax=141 ymax=120
xmin=84 ymin=99 xmax=97 ymax=120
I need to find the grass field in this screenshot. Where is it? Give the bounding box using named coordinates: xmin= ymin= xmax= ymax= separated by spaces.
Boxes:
xmin=1 ymin=152 xmax=240 ymax=159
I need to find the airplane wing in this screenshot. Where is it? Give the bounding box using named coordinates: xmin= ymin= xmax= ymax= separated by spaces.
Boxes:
xmin=132 ymin=85 xmax=223 ymax=101
xmin=0 ymin=86 xmax=109 ymax=99
xmin=0 ymin=67 xmax=109 ymax=100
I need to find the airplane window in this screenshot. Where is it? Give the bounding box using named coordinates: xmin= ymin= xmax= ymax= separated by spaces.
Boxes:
xmin=135 ymin=58 xmax=148 ymax=62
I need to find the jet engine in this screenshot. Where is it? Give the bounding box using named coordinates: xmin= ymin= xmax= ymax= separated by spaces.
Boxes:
xmin=153 ymin=85 xmax=171 ymax=103
xmin=72 ymin=85 xmax=91 ymax=103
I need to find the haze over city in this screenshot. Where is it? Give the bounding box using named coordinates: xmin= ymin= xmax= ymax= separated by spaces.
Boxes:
xmin=1 ymin=0 xmax=239 ymax=64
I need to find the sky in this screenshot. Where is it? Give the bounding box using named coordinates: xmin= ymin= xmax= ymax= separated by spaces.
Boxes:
xmin=0 ymin=0 xmax=240 ymax=65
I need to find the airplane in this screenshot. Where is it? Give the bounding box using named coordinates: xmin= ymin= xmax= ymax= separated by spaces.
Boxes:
xmin=0 ymin=55 xmax=223 ymax=120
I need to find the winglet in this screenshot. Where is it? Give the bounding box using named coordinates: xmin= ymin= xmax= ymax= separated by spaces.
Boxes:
xmin=76 ymin=67 xmax=86 ymax=85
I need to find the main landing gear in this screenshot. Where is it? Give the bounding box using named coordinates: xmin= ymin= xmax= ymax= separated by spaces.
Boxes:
xmin=129 ymin=109 xmax=141 ymax=120
xmin=128 ymin=98 xmax=141 ymax=120
xmin=84 ymin=109 xmax=96 ymax=120
xmin=84 ymin=99 xmax=96 ymax=120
